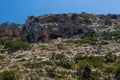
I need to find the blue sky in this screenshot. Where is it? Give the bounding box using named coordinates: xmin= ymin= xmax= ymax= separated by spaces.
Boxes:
xmin=0 ymin=0 xmax=120 ymax=24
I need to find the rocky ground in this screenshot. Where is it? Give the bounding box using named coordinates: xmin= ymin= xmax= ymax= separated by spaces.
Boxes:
xmin=0 ymin=38 xmax=120 ymax=80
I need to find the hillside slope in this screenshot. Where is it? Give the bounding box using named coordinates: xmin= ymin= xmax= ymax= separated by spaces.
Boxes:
xmin=0 ymin=13 xmax=120 ymax=80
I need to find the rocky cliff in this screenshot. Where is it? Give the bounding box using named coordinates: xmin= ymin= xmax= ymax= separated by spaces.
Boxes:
xmin=22 ymin=13 xmax=90 ymax=42
xmin=0 ymin=12 xmax=120 ymax=42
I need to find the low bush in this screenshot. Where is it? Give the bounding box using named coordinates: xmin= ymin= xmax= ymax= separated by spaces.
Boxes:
xmin=61 ymin=62 xmax=74 ymax=69
xmin=0 ymin=70 xmax=19 ymax=80
xmin=5 ymin=39 xmax=30 ymax=52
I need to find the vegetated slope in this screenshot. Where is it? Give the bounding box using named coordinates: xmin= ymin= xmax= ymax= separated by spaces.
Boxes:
xmin=0 ymin=12 xmax=120 ymax=80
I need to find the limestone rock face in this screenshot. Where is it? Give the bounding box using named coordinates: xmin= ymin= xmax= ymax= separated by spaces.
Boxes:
xmin=22 ymin=14 xmax=88 ymax=42
xmin=0 ymin=13 xmax=120 ymax=42
xmin=0 ymin=22 xmax=22 ymax=37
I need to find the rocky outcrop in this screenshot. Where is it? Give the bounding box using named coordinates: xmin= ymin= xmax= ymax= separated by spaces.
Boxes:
xmin=0 ymin=22 xmax=22 ymax=37
xmin=22 ymin=14 xmax=89 ymax=42
xmin=0 ymin=13 xmax=120 ymax=42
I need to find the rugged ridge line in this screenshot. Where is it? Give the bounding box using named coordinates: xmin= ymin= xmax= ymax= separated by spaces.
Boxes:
xmin=0 ymin=12 xmax=120 ymax=42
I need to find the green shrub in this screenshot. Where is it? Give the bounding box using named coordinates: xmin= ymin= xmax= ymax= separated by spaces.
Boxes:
xmin=74 ymin=53 xmax=86 ymax=63
xmin=105 ymin=53 xmax=116 ymax=63
xmin=99 ymin=40 xmax=109 ymax=45
xmin=77 ymin=75 xmax=100 ymax=80
xmin=99 ymin=26 xmax=108 ymax=29
xmin=77 ymin=60 xmax=91 ymax=76
xmin=115 ymin=65 xmax=120 ymax=78
xmin=23 ymin=62 xmax=42 ymax=69
xmin=77 ymin=60 xmax=98 ymax=79
xmin=0 ymin=37 xmax=12 ymax=45
xmin=86 ymin=56 xmax=104 ymax=68
xmin=0 ymin=55 xmax=5 ymax=60
xmin=5 ymin=39 xmax=30 ymax=52
xmin=0 ymin=70 xmax=19 ymax=80
xmin=57 ymin=44 xmax=66 ymax=50
xmin=78 ymin=60 xmax=91 ymax=70
xmin=76 ymin=56 xmax=104 ymax=68
xmin=65 ymin=37 xmax=96 ymax=45
xmin=61 ymin=62 xmax=74 ymax=69
xmin=105 ymin=66 xmax=116 ymax=74
xmin=46 ymin=67 xmax=56 ymax=78
xmin=0 ymin=37 xmax=31 ymax=52
xmin=41 ymin=61 xmax=54 ymax=66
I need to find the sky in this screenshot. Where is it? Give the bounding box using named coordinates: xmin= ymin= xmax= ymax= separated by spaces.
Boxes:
xmin=0 ymin=0 xmax=120 ymax=24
